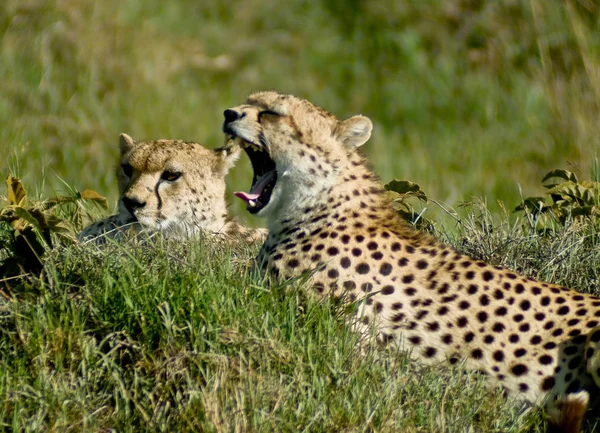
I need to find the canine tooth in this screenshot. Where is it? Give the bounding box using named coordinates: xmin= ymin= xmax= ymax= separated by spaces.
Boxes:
xmin=248 ymin=200 xmax=256 ymax=207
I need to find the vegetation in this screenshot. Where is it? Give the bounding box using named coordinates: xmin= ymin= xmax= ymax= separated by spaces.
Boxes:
xmin=1 ymin=0 xmax=600 ymax=431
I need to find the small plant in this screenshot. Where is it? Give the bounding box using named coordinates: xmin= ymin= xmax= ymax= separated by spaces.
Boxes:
xmin=384 ymin=179 xmax=434 ymax=231
xmin=515 ymin=169 xmax=600 ymax=231
xmin=0 ymin=175 xmax=108 ymax=276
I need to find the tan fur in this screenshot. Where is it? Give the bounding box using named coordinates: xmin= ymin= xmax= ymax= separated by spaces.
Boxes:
xmin=223 ymin=91 xmax=600 ymax=432
xmin=79 ymin=133 xmax=265 ymax=243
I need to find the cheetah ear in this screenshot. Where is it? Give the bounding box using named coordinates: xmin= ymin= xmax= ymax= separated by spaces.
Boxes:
xmin=119 ymin=133 xmax=137 ymax=154
xmin=213 ymin=145 xmax=241 ymax=175
xmin=335 ymin=115 xmax=373 ymax=149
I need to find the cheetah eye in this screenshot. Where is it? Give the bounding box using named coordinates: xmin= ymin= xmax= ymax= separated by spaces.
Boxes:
xmin=121 ymin=164 xmax=133 ymax=177
xmin=259 ymin=110 xmax=281 ymax=117
xmin=161 ymin=170 xmax=182 ymax=182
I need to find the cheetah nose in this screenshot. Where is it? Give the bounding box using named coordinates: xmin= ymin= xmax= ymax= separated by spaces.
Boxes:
xmin=223 ymin=109 xmax=242 ymax=124
xmin=122 ymin=196 xmax=146 ymax=214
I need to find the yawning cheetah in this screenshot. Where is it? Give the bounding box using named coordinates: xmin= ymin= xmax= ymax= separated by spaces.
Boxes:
xmin=79 ymin=133 xmax=265 ymax=244
xmin=222 ymin=91 xmax=600 ymax=432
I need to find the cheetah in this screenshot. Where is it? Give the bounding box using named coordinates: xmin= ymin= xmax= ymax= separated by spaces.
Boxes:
xmin=222 ymin=91 xmax=600 ymax=432
xmin=79 ymin=133 xmax=265 ymax=244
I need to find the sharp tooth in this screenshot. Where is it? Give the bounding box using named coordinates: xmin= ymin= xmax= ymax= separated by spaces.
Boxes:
xmin=248 ymin=200 xmax=256 ymax=207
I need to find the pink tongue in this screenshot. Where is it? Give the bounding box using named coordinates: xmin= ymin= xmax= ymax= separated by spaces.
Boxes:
xmin=234 ymin=191 xmax=260 ymax=202
xmin=234 ymin=170 xmax=276 ymax=204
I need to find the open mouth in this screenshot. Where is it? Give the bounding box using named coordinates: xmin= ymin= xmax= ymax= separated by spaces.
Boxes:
xmin=229 ymin=137 xmax=277 ymax=214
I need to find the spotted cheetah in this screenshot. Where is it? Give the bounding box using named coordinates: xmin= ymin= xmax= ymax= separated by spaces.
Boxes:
xmin=79 ymin=133 xmax=265 ymax=244
xmin=222 ymin=91 xmax=600 ymax=432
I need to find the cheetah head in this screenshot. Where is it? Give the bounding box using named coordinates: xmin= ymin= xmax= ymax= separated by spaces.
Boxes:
xmin=222 ymin=91 xmax=372 ymax=220
xmin=117 ymin=133 xmax=239 ymax=236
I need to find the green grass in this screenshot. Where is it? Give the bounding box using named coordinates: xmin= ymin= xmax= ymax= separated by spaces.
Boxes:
xmin=2 ymin=1 xmax=600 ymax=431
xmin=1 ymin=210 xmax=599 ymax=432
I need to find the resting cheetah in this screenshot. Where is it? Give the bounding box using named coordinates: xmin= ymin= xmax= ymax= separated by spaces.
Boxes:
xmin=223 ymin=91 xmax=600 ymax=432
xmin=79 ymin=133 xmax=264 ymax=243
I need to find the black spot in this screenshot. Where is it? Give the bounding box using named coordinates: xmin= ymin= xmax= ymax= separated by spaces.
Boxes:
xmin=459 ymin=300 xmax=470 ymax=310
xmin=327 ymin=246 xmax=339 ymax=256
xmin=482 ymin=271 xmax=494 ymax=282
xmin=471 ymin=349 xmax=484 ymax=360
xmin=492 ymin=322 xmax=505 ymax=333
xmin=477 ymin=311 xmax=489 ymax=323
xmin=557 ymin=306 xmax=570 ymax=315
xmin=356 ymin=263 xmax=370 ymax=274
xmin=438 ymin=306 xmax=449 ymax=315
xmin=379 ymin=263 xmax=392 ymax=276
xmin=464 ymin=332 xmax=475 ymax=343
xmin=367 ymin=241 xmax=378 ymax=251
xmin=361 ymin=283 xmax=373 ymax=293
xmin=466 ymin=271 xmax=475 ymax=280
xmin=327 ymin=269 xmax=339 ymax=279
xmin=381 ymin=285 xmax=395 ymax=295
xmin=427 ymin=322 xmax=440 ymax=331
xmin=511 ymin=364 xmax=528 ymax=375
xmin=568 ymin=356 xmax=582 ymax=370
xmin=371 ymin=252 xmax=383 ymax=260
xmin=416 ymin=260 xmax=428 ymax=270
xmin=479 ymin=294 xmax=490 ymax=306
xmin=287 ymin=259 xmax=300 ymax=268
xmin=409 ymin=336 xmax=421 ymax=345
xmin=340 ymin=257 xmax=351 ymax=268
xmin=343 ymin=281 xmax=356 ymax=291
xmin=519 ymin=383 xmax=529 ymax=392
xmin=515 ymin=283 xmax=525 ymax=294
xmin=424 ymin=347 xmax=437 ymax=358
xmin=539 ymin=355 xmax=553 ymax=365
xmin=520 ymin=300 xmax=531 ymax=311
xmin=493 ymin=351 xmax=504 ymax=362
xmin=495 ymin=306 xmax=508 ymax=316
xmin=541 ymin=376 xmax=555 ymax=391
xmin=392 ymin=313 xmax=405 ymax=322
xmin=402 ymin=274 xmax=415 ymax=284
xmin=530 ymin=335 xmax=541 ymax=345
xmin=467 ymin=285 xmax=478 ymax=295
xmin=398 ymin=258 xmax=409 ymax=266
xmin=457 ymin=317 xmax=468 ymax=328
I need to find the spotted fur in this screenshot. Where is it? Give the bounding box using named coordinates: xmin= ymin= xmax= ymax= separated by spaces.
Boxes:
xmin=79 ymin=133 xmax=265 ymax=243
xmin=223 ymin=91 xmax=600 ymax=431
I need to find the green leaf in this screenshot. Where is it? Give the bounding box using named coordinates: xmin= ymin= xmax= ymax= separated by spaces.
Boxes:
xmin=6 ymin=175 xmax=27 ymax=206
xmin=12 ymin=206 xmax=44 ymax=232
xmin=541 ymin=169 xmax=578 ymax=185
xmin=42 ymin=195 xmax=78 ymax=210
xmin=514 ymin=196 xmax=546 ymax=213
xmin=384 ymin=179 xmax=428 ymax=202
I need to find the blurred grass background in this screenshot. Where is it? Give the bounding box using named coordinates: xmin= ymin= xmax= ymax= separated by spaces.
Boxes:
xmin=1 ymin=0 xmax=599 ymax=225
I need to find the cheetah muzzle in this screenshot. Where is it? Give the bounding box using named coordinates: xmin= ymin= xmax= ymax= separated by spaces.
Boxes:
xmin=223 ymin=110 xmax=277 ymax=214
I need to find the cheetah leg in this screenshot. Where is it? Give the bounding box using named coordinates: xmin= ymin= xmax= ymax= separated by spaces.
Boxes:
xmin=585 ymin=326 xmax=600 ymax=389
xmin=546 ymin=391 xmax=589 ymax=433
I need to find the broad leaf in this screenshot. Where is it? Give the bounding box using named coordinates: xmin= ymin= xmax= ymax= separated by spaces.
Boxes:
xmin=542 ymin=169 xmax=578 ymax=185
xmin=6 ymin=175 xmax=27 ymax=206
xmin=80 ymin=189 xmax=109 ymax=209
xmin=385 ymin=179 xmax=428 ymax=202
